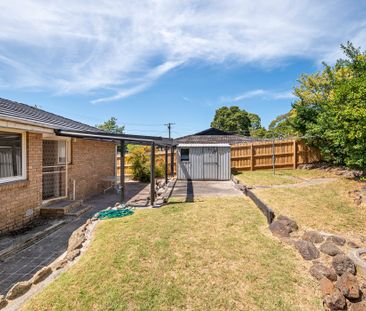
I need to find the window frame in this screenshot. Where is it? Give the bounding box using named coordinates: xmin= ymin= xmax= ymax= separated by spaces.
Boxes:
xmin=0 ymin=129 xmax=27 ymax=184
xmin=180 ymin=148 xmax=190 ymax=162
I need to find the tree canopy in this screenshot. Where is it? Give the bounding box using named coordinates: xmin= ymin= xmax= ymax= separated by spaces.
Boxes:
xmin=291 ymin=42 xmax=366 ymax=169
xmin=210 ymin=106 xmax=252 ymax=136
xmin=96 ymin=117 xmax=125 ymax=134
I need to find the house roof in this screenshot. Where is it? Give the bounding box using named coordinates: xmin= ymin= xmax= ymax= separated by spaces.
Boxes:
xmin=175 ymin=127 xmax=255 ymax=145
xmin=0 ymin=98 xmax=102 ymax=132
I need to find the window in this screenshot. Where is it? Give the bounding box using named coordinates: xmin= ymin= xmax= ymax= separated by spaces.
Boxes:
xmin=181 ymin=148 xmax=189 ymax=161
xmin=57 ymin=141 xmax=66 ymax=164
xmin=0 ymin=130 xmax=26 ymax=183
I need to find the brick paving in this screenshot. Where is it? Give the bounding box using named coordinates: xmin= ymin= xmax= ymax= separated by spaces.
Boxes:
xmin=0 ymin=182 xmax=148 ymax=295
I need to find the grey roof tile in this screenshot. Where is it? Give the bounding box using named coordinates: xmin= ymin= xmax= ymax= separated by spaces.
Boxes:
xmin=0 ymin=98 xmax=102 ymax=132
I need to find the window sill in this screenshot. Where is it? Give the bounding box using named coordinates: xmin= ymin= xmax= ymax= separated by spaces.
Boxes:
xmin=0 ymin=179 xmax=29 ymax=192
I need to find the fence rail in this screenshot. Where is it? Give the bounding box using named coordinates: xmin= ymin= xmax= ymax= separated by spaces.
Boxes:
xmin=116 ymin=140 xmax=321 ymax=176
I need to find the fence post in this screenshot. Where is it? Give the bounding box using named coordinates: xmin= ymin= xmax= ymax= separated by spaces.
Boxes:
xmin=250 ymin=144 xmax=254 ymax=171
xmin=293 ymin=140 xmax=297 ymax=169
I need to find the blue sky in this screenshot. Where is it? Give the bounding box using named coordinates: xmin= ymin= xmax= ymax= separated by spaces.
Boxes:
xmin=0 ymin=1 xmax=365 ymax=137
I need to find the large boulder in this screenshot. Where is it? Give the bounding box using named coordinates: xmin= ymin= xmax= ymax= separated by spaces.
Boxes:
xmin=294 ymin=240 xmax=320 ymax=260
xmin=269 ymin=220 xmax=291 ymax=238
xmin=6 ymin=281 xmax=32 ymax=300
xmin=310 ymin=263 xmax=337 ymax=282
xmin=319 ymin=277 xmax=335 ymax=297
xmin=335 ymin=272 xmax=360 ymax=300
xmin=326 ymin=235 xmax=346 ymax=247
xmin=332 ymin=254 xmax=356 ymax=276
xmin=323 ymin=288 xmax=346 ymax=311
xmin=32 ymin=266 xmax=53 ymax=285
xmin=302 ymin=231 xmax=324 ymax=244
xmin=277 ymin=215 xmax=298 ymax=232
xmin=320 ymin=242 xmax=344 ymax=257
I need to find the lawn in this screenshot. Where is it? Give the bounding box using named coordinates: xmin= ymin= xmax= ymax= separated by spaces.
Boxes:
xmin=235 ymin=168 xmax=334 ymax=187
xmin=253 ymin=175 xmax=366 ymax=236
xmin=22 ymin=197 xmax=320 ymax=311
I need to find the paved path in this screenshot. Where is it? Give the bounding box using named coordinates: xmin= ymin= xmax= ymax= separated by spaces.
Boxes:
xmin=171 ymin=180 xmax=242 ymax=201
xmin=254 ymin=177 xmax=337 ymax=189
xmin=0 ymin=181 xmax=149 ymax=296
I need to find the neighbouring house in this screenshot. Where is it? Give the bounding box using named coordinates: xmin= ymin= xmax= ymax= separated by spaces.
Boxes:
xmin=174 ymin=128 xmax=252 ymax=180
xmin=0 ymin=98 xmax=116 ymax=234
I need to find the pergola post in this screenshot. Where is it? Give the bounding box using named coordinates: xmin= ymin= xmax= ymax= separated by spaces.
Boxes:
xmin=170 ymin=146 xmax=175 ymax=177
xmin=150 ymin=142 xmax=156 ymax=206
xmin=120 ymin=140 xmax=125 ymax=203
xmin=164 ymin=146 xmax=168 ymax=184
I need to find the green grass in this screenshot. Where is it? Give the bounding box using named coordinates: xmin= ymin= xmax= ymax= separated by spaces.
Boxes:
xmin=22 ymin=197 xmax=320 ymax=311
xmin=235 ymin=168 xmax=334 ymax=187
xmin=254 ymin=177 xmax=366 ymax=235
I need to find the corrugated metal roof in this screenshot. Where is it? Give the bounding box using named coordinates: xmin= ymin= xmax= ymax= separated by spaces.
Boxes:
xmin=0 ymin=98 xmax=103 ymax=132
xmin=177 ymin=143 xmax=230 ymax=147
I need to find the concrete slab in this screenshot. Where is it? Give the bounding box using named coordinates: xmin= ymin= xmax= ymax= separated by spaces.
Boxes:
xmin=171 ymin=180 xmax=242 ymax=201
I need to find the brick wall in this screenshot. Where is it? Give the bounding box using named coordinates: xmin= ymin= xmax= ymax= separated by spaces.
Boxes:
xmin=67 ymin=139 xmax=115 ymax=200
xmin=0 ymin=133 xmax=42 ymax=234
xmin=0 ymin=134 xmax=115 ymax=234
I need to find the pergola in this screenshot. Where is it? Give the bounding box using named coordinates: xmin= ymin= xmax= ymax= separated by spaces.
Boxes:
xmin=55 ymin=129 xmax=175 ymax=205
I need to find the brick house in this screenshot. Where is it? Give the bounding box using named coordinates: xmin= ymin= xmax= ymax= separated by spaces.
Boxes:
xmin=0 ymin=98 xmax=116 ymax=234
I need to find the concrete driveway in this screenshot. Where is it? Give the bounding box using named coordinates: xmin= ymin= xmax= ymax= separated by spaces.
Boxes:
xmin=171 ymin=180 xmax=242 ymax=201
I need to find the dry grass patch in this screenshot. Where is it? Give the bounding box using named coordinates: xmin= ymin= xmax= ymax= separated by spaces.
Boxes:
xmin=254 ymin=177 xmax=366 ymax=235
xmin=235 ymin=169 xmax=334 ymax=187
xmin=22 ymin=197 xmax=320 ymax=311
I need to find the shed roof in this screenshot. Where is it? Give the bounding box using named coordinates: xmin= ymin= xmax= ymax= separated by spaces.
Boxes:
xmin=0 ymin=97 xmax=102 ymax=132
xmin=175 ymin=127 xmax=255 ymax=145
xmin=177 ymin=143 xmax=230 ymax=148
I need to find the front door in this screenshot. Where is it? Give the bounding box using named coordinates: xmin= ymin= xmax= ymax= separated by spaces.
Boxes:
xmin=203 ymin=147 xmax=218 ymax=180
xmin=42 ymin=140 xmax=67 ymax=201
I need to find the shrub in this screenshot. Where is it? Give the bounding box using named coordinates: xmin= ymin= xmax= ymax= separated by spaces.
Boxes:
xmin=126 ymin=145 xmax=166 ymax=182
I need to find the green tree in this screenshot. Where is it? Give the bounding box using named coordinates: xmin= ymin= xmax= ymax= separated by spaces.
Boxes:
xmin=211 ymin=106 xmax=251 ymax=136
xmin=96 ymin=117 xmax=125 ymax=133
xmin=267 ymin=111 xmax=297 ymax=138
xmin=291 ymin=42 xmax=366 ymax=169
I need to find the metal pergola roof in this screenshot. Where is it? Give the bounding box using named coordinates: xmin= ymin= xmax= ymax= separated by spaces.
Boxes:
xmin=55 ymin=129 xmax=174 ymax=147
xmin=54 ymin=129 xmax=175 ymax=206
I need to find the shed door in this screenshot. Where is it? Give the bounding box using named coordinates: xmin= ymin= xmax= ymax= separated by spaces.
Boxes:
xmin=203 ymin=147 xmax=218 ymax=179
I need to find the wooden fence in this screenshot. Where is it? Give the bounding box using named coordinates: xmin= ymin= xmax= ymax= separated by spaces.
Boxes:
xmin=116 ymin=140 xmax=321 ymax=176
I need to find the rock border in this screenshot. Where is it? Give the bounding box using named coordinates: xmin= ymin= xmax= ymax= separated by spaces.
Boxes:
xmin=1 ymin=218 xmax=98 ymax=310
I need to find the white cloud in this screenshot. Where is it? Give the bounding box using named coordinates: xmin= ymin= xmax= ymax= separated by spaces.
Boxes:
xmin=222 ymin=89 xmax=296 ymax=102
xmin=0 ymin=0 xmax=364 ymax=102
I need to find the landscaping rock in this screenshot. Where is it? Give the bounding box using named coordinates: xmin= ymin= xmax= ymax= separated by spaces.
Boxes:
xmin=32 ymin=266 xmax=53 ymax=285
xmin=303 ymin=230 xmax=324 ymax=244
xmin=348 ymin=241 xmax=361 ymax=249
xmin=320 ymin=242 xmax=344 ymax=257
xmin=320 ymin=277 xmax=335 ymax=296
xmin=66 ymin=249 xmax=81 ymax=261
xmin=332 ymin=254 xmax=356 ymax=276
xmin=54 ymin=259 xmax=68 ymax=270
xmin=0 ymin=295 xmax=7 ymax=309
xmin=350 ymin=301 xmax=366 ymax=311
xmin=336 ymin=272 xmax=361 ymax=300
xmin=269 ymin=220 xmax=291 ymax=238
xmin=67 ymin=227 xmax=85 ymax=252
xmin=277 ymin=215 xmax=299 ymax=232
xmin=310 ymin=263 xmax=337 ymax=281
xmin=326 ymin=235 xmax=346 ymax=247
xmin=323 ymin=288 xmax=346 ymax=310
xmin=294 ymin=240 xmax=320 ymax=260
xmin=6 ymin=280 xmax=32 ymax=300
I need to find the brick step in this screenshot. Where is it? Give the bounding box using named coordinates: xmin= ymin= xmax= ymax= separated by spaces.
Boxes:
xmin=65 ymin=204 xmax=93 ymax=217
xmin=40 ymin=200 xmax=82 ymax=217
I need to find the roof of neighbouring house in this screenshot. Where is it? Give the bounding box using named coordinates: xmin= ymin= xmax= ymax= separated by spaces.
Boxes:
xmin=174 ymin=127 xmax=256 ymax=145
xmin=0 ymin=97 xmax=102 ymax=132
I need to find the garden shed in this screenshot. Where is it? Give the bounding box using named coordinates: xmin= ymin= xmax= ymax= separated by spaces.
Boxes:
xmin=177 ymin=144 xmax=231 ymax=180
